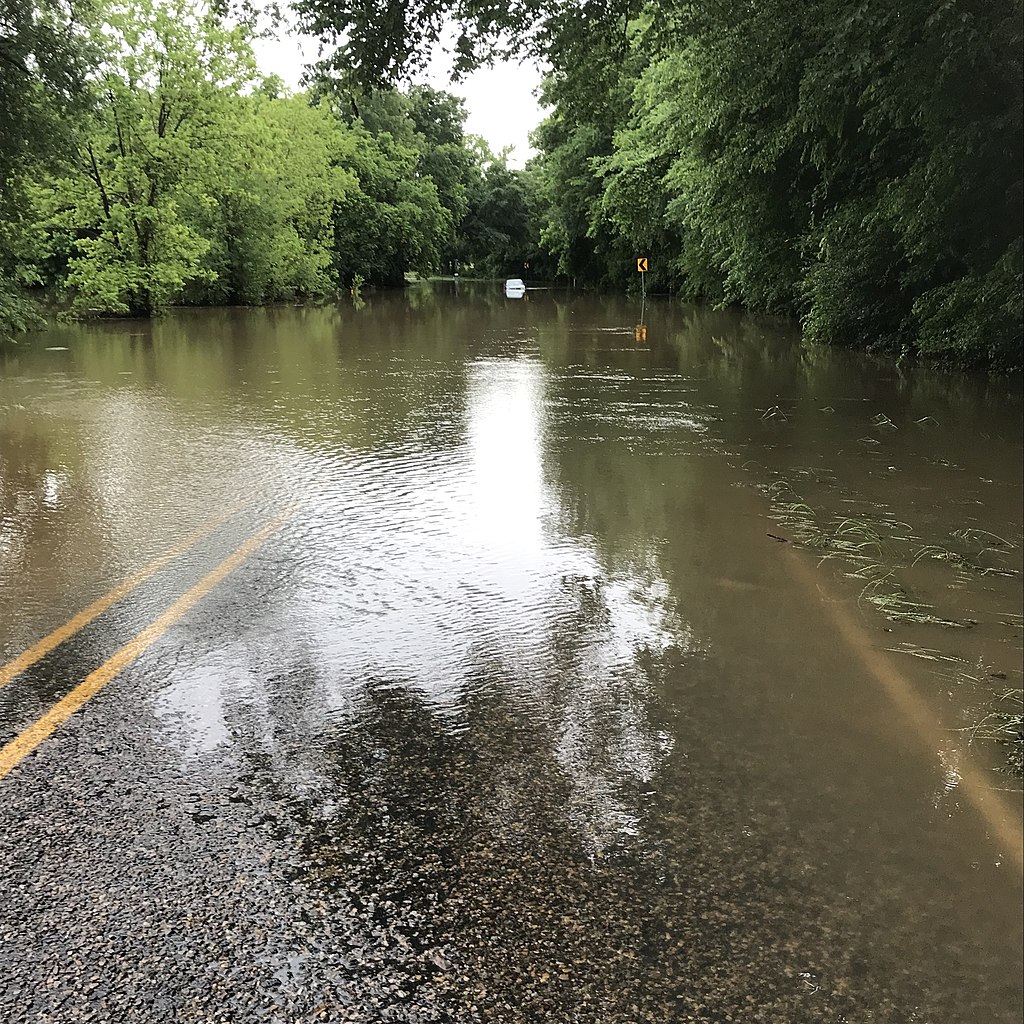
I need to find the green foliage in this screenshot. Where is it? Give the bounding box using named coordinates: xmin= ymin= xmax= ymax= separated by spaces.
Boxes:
xmin=3 ymin=0 xmax=525 ymax=322
xmin=0 ymin=0 xmax=95 ymax=339
xmin=525 ymin=0 xmax=1023 ymax=366
xmin=0 ymin=279 xmax=45 ymax=344
xmin=28 ymin=0 xmax=260 ymax=315
xmin=0 ymin=0 xmax=94 ymax=187
xmin=325 ymin=114 xmax=448 ymax=287
xmin=406 ymin=86 xmax=476 ymax=264
xmin=292 ymin=0 xmax=622 ymax=87
xmin=526 ymin=24 xmax=638 ymax=288
xmin=456 ymin=146 xmax=536 ymax=277
xmin=184 ymin=94 xmax=357 ymax=304
xmin=800 ymin=197 xmax=910 ymax=351
xmin=912 ymin=240 xmax=1024 ymax=367
xmin=5 ymin=0 xmax=1019 ymax=368
xmin=790 ymin=0 xmax=1024 ymax=364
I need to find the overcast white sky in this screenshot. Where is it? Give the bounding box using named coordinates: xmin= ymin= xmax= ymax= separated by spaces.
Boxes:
xmin=252 ymin=28 xmax=546 ymax=167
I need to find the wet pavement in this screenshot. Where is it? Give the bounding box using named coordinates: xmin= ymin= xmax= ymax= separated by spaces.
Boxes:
xmin=1 ymin=285 xmax=1022 ymax=1022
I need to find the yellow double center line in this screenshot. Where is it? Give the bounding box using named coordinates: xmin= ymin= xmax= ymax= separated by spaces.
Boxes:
xmin=0 ymin=509 xmax=239 ymax=690
xmin=0 ymin=510 xmax=292 ymax=781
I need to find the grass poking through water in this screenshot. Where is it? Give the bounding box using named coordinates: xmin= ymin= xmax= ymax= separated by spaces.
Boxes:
xmin=757 ymin=471 xmax=1023 ymax=775
xmin=970 ymin=691 xmax=1024 ymax=776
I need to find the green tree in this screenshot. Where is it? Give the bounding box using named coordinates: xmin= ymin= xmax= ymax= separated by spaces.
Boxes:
xmin=407 ymin=86 xmax=476 ymax=268
xmin=0 ymin=0 xmax=96 ymax=339
xmin=458 ymin=147 xmax=534 ymax=277
xmin=309 ymin=83 xmax=453 ymax=285
xmin=36 ymin=0 xmax=259 ymax=315
xmin=184 ymin=91 xmax=357 ymax=304
xmin=327 ymin=115 xmax=448 ymax=286
xmin=530 ymin=14 xmax=646 ymax=288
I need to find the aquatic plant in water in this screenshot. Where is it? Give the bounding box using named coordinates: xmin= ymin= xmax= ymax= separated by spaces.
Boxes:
xmin=756 ymin=471 xmax=1022 ymax=774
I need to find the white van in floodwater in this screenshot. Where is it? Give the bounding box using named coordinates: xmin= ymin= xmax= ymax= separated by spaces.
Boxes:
xmin=504 ymin=278 xmax=527 ymax=299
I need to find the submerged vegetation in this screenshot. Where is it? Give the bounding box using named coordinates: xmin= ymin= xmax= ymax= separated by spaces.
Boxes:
xmin=756 ymin=468 xmax=1023 ymax=773
xmin=1 ymin=0 xmax=1022 ymax=368
xmin=975 ymin=691 xmax=1024 ymax=776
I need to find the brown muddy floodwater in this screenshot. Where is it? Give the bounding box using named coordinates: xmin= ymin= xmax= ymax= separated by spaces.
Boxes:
xmin=0 ymin=283 xmax=1022 ymax=1023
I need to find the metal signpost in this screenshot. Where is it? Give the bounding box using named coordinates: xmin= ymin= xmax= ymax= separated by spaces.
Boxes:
xmin=636 ymin=257 xmax=649 ymax=341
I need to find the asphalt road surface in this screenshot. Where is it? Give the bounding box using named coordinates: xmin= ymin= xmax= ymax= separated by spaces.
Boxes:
xmin=2 ymin=293 xmax=1022 ymax=1022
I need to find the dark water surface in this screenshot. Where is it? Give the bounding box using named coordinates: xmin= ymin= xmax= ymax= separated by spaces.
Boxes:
xmin=1 ymin=284 xmax=1021 ymax=1022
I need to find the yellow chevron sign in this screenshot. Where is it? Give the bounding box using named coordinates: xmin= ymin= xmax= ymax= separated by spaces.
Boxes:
xmin=636 ymin=257 xmax=648 ymax=273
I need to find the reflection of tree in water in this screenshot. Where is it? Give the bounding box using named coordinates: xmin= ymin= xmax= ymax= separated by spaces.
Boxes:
xmin=659 ymin=303 xmax=1024 ymax=441
xmin=0 ymin=416 xmax=60 ymax=575
xmin=221 ymin=658 xmax=691 ymax=1023
xmin=194 ymin=467 xmax=706 ymax=1019
xmin=220 ymin=522 xmax=687 ymax=863
xmin=535 ymin=568 xmax=683 ymax=853
xmin=0 ymin=398 xmax=109 ymax=647
xmin=217 ymin=627 xmax=906 ymax=1024
xmin=198 ymin=430 xmax=703 ymax=1020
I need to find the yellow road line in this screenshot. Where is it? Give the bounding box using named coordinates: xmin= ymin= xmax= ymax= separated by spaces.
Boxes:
xmin=0 ymin=510 xmax=239 ymax=691
xmin=786 ymin=547 xmax=1024 ymax=873
xmin=0 ymin=511 xmax=291 ymax=782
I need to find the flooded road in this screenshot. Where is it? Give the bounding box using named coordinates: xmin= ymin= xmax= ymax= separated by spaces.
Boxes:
xmin=1 ymin=284 xmax=1021 ymax=1022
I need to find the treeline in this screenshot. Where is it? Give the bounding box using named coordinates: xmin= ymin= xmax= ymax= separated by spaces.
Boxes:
xmin=0 ymin=0 xmax=536 ymax=335
xmin=525 ymin=1 xmax=1022 ymax=367
xmin=296 ymin=0 xmax=1023 ymax=369
xmin=3 ymin=0 xmax=1022 ymax=369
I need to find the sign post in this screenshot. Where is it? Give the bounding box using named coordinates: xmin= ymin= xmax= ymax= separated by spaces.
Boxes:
xmin=636 ymin=257 xmax=649 ymax=340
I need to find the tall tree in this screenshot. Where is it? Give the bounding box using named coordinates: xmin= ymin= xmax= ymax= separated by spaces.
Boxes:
xmin=183 ymin=91 xmax=358 ymax=305
xmin=0 ymin=0 xmax=95 ymax=338
xmin=458 ymin=147 xmax=534 ymax=277
xmin=57 ymin=0 xmax=259 ymax=315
